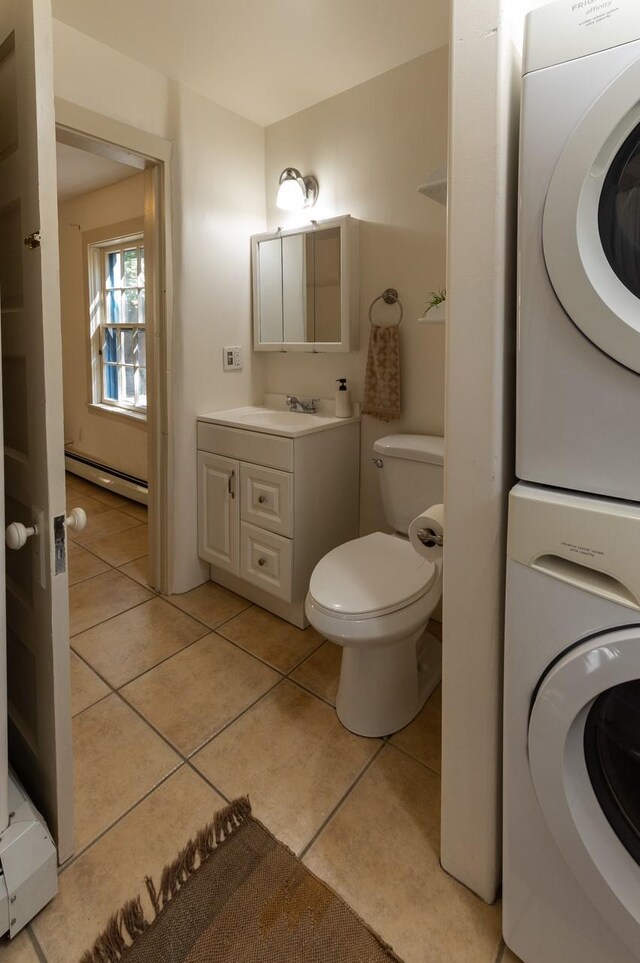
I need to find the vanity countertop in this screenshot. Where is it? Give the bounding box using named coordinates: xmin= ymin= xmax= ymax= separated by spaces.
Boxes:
xmin=198 ymin=404 xmax=360 ymax=438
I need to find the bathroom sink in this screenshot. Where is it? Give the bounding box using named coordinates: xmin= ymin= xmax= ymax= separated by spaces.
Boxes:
xmin=198 ymin=405 xmax=359 ymax=437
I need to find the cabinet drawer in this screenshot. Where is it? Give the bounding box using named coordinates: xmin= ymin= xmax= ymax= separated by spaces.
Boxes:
xmin=240 ymin=522 xmax=292 ymax=602
xmin=240 ymin=463 xmax=293 ymax=537
xmin=197 ymin=423 xmax=293 ymax=471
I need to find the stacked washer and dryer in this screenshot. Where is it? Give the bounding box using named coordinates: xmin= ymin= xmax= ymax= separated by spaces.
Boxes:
xmin=504 ymin=2 xmax=640 ymax=962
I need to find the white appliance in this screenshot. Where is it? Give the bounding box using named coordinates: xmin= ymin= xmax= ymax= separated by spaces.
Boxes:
xmin=504 ymin=482 xmax=640 ymax=963
xmin=0 ymin=772 xmax=58 ymax=939
xmin=517 ymin=0 xmax=640 ymax=500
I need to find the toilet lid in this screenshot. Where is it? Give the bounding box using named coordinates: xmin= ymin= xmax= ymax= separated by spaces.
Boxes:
xmin=308 ymin=532 xmax=437 ymax=619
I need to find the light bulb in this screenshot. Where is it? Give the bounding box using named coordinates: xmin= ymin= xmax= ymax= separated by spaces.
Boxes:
xmin=277 ymin=176 xmax=305 ymax=211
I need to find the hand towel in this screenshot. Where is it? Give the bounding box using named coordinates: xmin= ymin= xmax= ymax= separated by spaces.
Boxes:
xmin=362 ymin=323 xmax=401 ymax=421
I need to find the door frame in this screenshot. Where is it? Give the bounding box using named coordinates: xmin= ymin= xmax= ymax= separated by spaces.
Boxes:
xmin=54 ymin=99 xmax=173 ymax=593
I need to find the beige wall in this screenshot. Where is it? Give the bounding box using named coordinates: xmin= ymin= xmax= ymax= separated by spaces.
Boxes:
xmin=59 ymin=173 xmax=148 ymax=479
xmin=54 ymin=20 xmax=267 ymax=593
xmin=264 ymin=49 xmax=448 ymax=535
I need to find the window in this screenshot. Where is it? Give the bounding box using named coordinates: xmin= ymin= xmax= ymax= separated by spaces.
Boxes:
xmin=88 ymin=234 xmax=146 ymax=416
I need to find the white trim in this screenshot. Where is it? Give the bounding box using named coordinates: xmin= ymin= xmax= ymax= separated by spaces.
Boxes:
xmin=87 ymin=402 xmax=147 ymax=425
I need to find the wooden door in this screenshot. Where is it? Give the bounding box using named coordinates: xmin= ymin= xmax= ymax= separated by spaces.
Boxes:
xmin=0 ymin=0 xmax=74 ymax=861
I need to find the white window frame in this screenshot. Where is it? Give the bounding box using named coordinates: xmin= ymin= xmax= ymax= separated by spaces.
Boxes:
xmin=88 ymin=232 xmax=147 ymax=418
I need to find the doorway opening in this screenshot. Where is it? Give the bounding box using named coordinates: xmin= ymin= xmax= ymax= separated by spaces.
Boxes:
xmin=54 ymin=110 xmax=171 ymax=595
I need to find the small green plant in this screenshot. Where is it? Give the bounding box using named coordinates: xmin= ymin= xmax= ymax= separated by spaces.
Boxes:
xmin=424 ymin=288 xmax=446 ymax=313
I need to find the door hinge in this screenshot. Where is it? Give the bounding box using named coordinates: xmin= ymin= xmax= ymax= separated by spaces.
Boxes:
xmin=24 ymin=232 xmax=41 ymax=250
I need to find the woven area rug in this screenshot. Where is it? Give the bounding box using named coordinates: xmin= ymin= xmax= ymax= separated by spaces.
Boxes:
xmin=80 ymin=798 xmax=403 ymax=962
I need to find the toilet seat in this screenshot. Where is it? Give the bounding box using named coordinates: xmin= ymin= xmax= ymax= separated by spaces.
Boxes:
xmin=308 ymin=531 xmax=436 ymax=620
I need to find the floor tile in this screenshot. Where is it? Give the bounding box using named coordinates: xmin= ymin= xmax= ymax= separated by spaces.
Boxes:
xmin=69 ymin=570 xmax=152 ymax=636
xmin=73 ymin=694 xmax=180 ymax=852
xmin=70 ymin=509 xmax=140 ymax=546
xmin=83 ymin=523 xmax=148 ymax=567
xmin=390 ymin=684 xmax=442 ymax=774
xmin=167 ymin=580 xmax=251 ymax=629
xmin=72 ymin=597 xmax=208 ymax=688
xmin=70 ymin=651 xmax=110 ymax=716
xmin=304 ymin=744 xmax=502 ymax=963
xmin=193 ymin=680 xmax=379 ymax=854
xmin=32 ymin=767 xmax=225 ymax=963
xmin=118 ymin=555 xmax=149 ymax=588
xmin=118 ymin=500 xmax=148 ymax=523
xmin=91 ymin=488 xmax=146 ymax=513
xmin=121 ymin=633 xmax=280 ymax=755
xmin=290 ymin=640 xmax=341 ymax=705
xmin=0 ymin=930 xmax=39 ymax=962
xmin=65 ymin=492 xmax=111 ymax=518
xmin=65 ymin=474 xmax=100 ymax=497
xmin=119 ymin=555 xmax=150 ymax=587
xmin=217 ymin=605 xmax=324 ymax=672
xmin=67 ymin=541 xmax=110 ymax=586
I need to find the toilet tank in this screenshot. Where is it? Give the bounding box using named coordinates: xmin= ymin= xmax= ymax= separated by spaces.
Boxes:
xmin=373 ymin=434 xmax=444 ymax=534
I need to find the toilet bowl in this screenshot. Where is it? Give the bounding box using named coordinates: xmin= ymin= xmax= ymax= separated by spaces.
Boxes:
xmin=305 ymin=433 xmax=444 ymax=738
xmin=305 ymin=531 xmax=442 ymax=737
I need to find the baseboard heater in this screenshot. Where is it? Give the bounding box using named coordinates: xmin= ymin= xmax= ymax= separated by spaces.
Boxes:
xmin=64 ymin=450 xmax=148 ymax=506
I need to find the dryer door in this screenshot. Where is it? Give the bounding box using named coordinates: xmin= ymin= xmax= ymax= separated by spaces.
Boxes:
xmin=529 ymin=627 xmax=640 ymax=954
xmin=543 ymin=57 xmax=640 ymax=373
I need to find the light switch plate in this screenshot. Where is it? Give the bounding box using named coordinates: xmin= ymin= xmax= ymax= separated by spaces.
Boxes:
xmin=223 ymin=346 xmax=243 ymax=371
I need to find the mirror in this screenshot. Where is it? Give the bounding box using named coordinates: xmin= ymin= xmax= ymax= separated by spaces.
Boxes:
xmin=252 ymin=215 xmax=358 ymax=352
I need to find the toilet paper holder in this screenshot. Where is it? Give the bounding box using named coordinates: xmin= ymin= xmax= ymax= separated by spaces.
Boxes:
xmin=416 ymin=527 xmax=443 ymax=548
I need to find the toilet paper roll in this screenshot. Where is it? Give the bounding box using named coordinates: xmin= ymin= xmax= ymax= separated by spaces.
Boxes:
xmin=408 ymin=504 xmax=444 ymax=561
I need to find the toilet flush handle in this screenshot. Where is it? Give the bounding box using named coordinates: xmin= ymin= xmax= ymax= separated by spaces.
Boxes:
xmin=372 ymin=458 xmax=384 ymax=468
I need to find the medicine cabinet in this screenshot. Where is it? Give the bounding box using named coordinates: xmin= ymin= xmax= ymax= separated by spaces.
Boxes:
xmin=251 ymin=215 xmax=359 ymax=353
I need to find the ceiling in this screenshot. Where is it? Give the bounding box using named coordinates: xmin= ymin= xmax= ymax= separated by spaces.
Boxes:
xmin=56 ymin=142 xmax=139 ymax=202
xmin=51 ymin=0 xmax=449 ymax=126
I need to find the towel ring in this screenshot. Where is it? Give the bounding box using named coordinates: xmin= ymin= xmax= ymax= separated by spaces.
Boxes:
xmin=369 ymin=288 xmax=403 ymax=327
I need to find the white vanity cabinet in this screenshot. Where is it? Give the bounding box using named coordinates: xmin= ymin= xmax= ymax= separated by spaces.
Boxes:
xmin=197 ymin=415 xmax=360 ymax=628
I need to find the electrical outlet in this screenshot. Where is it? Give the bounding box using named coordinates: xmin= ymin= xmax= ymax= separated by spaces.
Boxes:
xmin=223 ymin=346 xmax=243 ymax=371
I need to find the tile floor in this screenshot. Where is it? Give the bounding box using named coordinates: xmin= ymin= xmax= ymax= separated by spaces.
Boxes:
xmin=0 ymin=474 xmax=517 ymax=963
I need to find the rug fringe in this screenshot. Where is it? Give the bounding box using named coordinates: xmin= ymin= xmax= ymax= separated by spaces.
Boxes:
xmin=78 ymin=797 xmax=251 ymax=962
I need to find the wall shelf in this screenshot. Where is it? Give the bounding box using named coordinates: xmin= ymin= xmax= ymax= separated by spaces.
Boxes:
xmin=417 ymin=303 xmax=446 ymax=324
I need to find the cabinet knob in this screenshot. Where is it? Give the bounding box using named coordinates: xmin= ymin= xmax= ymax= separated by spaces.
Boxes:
xmin=258 ymin=495 xmax=266 ymax=504
xmin=258 ymin=557 xmax=266 ymax=567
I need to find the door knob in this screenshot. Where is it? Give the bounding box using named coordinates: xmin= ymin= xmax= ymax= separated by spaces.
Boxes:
xmin=5 ymin=522 xmax=38 ymax=551
xmin=66 ymin=507 xmax=87 ymax=533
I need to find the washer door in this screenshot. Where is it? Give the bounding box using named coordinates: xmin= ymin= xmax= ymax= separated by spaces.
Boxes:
xmin=543 ymin=58 xmax=640 ymax=373
xmin=529 ymin=627 xmax=640 ymax=954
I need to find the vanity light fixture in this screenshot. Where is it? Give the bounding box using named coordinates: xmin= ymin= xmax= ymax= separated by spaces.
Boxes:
xmin=276 ymin=167 xmax=319 ymax=211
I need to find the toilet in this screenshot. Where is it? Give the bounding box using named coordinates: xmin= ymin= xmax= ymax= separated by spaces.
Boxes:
xmin=305 ymin=434 xmax=444 ymax=737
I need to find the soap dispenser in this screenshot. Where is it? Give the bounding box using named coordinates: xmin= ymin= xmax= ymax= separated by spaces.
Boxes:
xmin=335 ymin=378 xmax=352 ymax=418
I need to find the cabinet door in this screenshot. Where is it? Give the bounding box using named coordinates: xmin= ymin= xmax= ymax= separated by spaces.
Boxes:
xmin=197 ymin=452 xmax=239 ymax=572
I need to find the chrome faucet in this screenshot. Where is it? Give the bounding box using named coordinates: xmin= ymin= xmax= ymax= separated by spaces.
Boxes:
xmin=286 ymin=395 xmax=318 ymax=414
